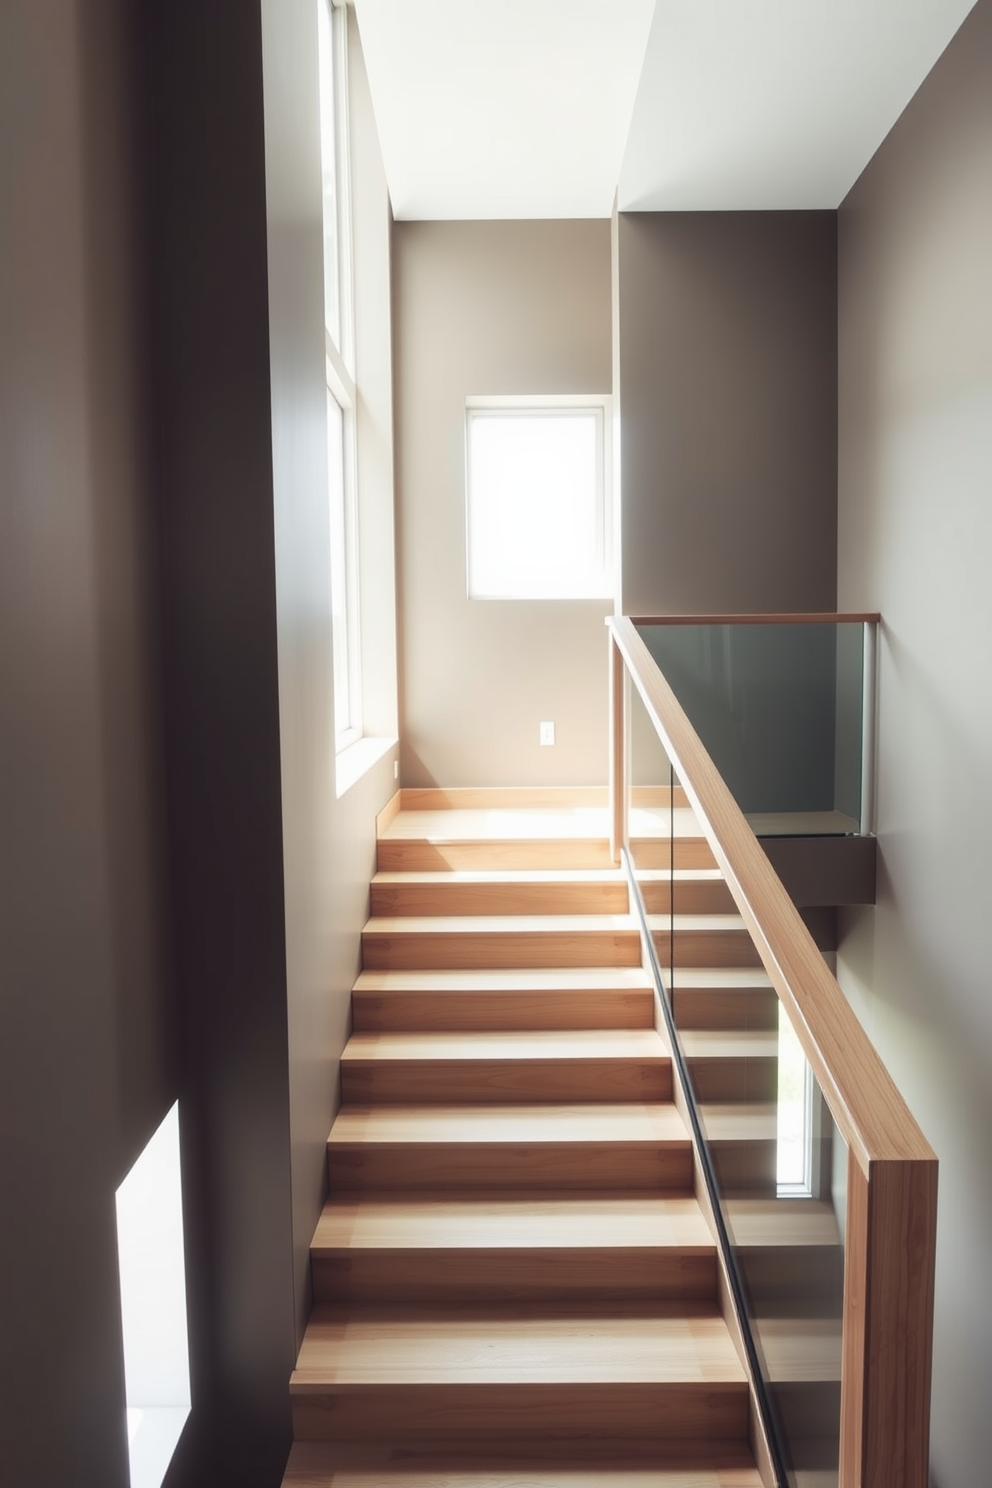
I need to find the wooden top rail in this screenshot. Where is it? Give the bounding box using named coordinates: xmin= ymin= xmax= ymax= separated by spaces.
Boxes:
xmin=610 ymin=615 xmax=931 ymax=1176
xmin=630 ymin=612 xmax=881 ymax=625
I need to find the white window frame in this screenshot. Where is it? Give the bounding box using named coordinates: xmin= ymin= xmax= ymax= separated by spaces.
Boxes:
xmin=326 ymin=360 xmax=362 ymax=751
xmin=318 ymin=0 xmax=361 ymax=751
xmin=464 ymin=394 xmax=613 ymax=601
xmin=318 ymin=0 xmax=355 ymax=372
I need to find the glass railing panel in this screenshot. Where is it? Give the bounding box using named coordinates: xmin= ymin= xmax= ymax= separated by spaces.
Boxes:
xmin=625 ymin=675 xmax=677 ymax=1002
xmin=706 ymin=1001 xmax=847 ymax=1488
xmin=624 ymin=670 xmax=847 ymax=1487
xmin=635 ymin=621 xmax=866 ymax=836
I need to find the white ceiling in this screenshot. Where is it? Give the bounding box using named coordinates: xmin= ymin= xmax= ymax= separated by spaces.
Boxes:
xmin=353 ymin=0 xmax=979 ymax=220
xmin=618 ymin=0 xmax=980 ymax=211
xmin=352 ymin=0 xmax=656 ymax=219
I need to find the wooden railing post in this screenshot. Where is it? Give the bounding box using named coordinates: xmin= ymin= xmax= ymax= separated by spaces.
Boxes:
xmin=841 ymin=1153 xmax=938 ymax=1488
xmin=609 ymin=635 xmax=624 ymax=864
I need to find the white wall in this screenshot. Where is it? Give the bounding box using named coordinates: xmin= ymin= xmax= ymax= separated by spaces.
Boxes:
xmin=836 ymin=3 xmax=992 ymax=1483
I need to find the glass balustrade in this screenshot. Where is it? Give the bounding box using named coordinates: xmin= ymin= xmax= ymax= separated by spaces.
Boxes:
xmin=635 ymin=619 xmax=871 ymax=836
xmin=625 ymin=677 xmax=847 ymax=1487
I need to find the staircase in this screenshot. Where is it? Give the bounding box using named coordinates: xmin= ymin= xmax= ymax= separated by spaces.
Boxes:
xmin=283 ymin=788 xmax=767 ymax=1486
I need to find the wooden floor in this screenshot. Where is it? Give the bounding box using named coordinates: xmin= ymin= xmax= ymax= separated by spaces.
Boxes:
xmin=284 ymin=789 xmax=765 ymax=1487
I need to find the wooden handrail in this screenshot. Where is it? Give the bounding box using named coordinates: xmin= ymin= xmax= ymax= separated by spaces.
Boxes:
xmin=610 ymin=613 xmax=936 ymax=1488
xmin=611 ymin=614 xmax=924 ymax=1170
xmin=629 ymin=611 xmax=882 ymax=625
xmin=633 ymin=610 xmax=880 ymax=621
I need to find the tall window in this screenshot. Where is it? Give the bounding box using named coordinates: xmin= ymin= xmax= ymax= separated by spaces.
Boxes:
xmin=465 ymin=396 xmax=612 ymax=600
xmin=318 ymin=0 xmax=360 ymax=747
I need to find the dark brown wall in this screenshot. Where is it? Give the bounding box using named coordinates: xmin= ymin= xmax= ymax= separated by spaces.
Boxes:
xmin=0 ymin=1 xmax=172 ymax=1483
xmin=139 ymin=2 xmax=297 ymax=1481
xmin=2 ymin=0 xmax=349 ymax=1483
xmin=616 ymin=211 xmax=837 ymax=615
xmin=836 ymin=3 xmax=992 ymax=1484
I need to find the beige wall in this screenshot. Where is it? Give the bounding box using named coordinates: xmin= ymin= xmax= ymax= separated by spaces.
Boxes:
xmin=392 ymin=220 xmax=613 ymax=787
xmin=615 ymin=210 xmax=838 ymax=616
xmin=836 ymin=3 xmax=992 ymax=1483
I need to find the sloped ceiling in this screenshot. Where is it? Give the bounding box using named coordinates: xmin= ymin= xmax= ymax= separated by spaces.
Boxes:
xmin=354 ymin=0 xmax=979 ymax=218
xmin=618 ymin=0 xmax=980 ymax=210
xmin=352 ymin=0 xmax=656 ymax=219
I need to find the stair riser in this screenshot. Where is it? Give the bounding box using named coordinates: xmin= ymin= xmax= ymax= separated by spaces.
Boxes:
xmin=327 ymin=1142 xmax=693 ymax=1193
xmin=685 ymin=1057 xmax=777 ymax=1104
xmin=672 ymin=988 xmax=779 ymax=1032
xmin=312 ymin=1250 xmax=717 ymax=1305
xmin=362 ymin=931 xmax=642 ymax=972
xmin=371 ymin=883 xmax=630 ymax=917
xmin=283 ymin=1442 xmax=765 ymax=1483
xmin=708 ymin=1140 xmax=778 ymax=1195
xmin=736 ymin=1247 xmax=844 ymax=1308
xmin=340 ymin=1060 xmax=672 ymax=1105
xmin=361 ymin=928 xmax=758 ymax=973
xmin=770 ymin=1381 xmax=842 ymax=1447
xmin=377 ymin=841 xmax=617 ymax=872
xmin=352 ymin=988 xmax=656 ymax=1032
xmin=630 ymin=840 xmax=717 ymax=871
xmin=291 ymin=1382 xmax=748 ymax=1443
xmin=640 ymin=882 xmax=735 ymax=915
xmin=650 ymin=931 xmax=763 ymax=970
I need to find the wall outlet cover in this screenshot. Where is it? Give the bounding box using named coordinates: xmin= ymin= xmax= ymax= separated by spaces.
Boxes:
xmin=539 ymin=721 xmax=555 ymax=746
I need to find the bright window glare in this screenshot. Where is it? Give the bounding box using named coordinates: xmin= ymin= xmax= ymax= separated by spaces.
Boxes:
xmin=777 ymin=1005 xmax=811 ymax=1192
xmin=116 ymin=1103 xmax=191 ymax=1488
xmin=467 ymin=407 xmax=609 ymax=599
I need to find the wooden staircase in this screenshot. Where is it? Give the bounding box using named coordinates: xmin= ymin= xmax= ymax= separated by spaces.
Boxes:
xmin=283 ymin=789 xmax=767 ymax=1486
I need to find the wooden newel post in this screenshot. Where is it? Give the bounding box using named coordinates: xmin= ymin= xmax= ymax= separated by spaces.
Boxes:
xmin=609 ymin=633 xmax=624 ymax=865
xmin=839 ymin=1151 xmax=938 ymax=1488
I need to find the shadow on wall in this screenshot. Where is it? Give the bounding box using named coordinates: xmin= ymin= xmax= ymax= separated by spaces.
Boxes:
xmin=839 ymin=855 xmax=992 ymax=1488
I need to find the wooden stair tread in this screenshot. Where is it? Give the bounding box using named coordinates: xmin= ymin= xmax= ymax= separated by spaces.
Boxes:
xmin=329 ymin=1103 xmax=689 ymax=1146
xmin=665 ymin=968 xmax=772 ymax=989
xmin=646 ymin=915 xmax=749 ymax=934
xmin=312 ymin=1192 xmax=712 ymax=1254
xmin=724 ymin=1198 xmax=841 ymax=1248
xmin=342 ymin=1030 xmax=670 ymax=1063
xmin=697 ymin=1104 xmax=777 ymax=1140
xmin=382 ymin=800 xmax=699 ymax=841
xmin=382 ymin=808 xmax=614 ymax=843
xmin=679 ymin=1031 xmax=778 ymax=1060
xmin=354 ymin=968 xmax=653 ymax=992
xmin=753 ymin=1316 xmax=842 ymax=1383
xmin=365 ymin=914 xmax=637 ymax=934
xmin=283 ymin=1440 xmax=763 ymax=1485
xmin=398 ymin=787 xmax=611 ymax=810
xmin=629 ymin=806 xmax=706 ymax=840
xmin=292 ymin=1304 xmax=747 ymax=1388
xmin=373 ymin=869 xmax=626 ymax=887
xmin=636 ymin=869 xmax=725 ymax=884
xmin=371 ymin=870 xmax=630 ymax=918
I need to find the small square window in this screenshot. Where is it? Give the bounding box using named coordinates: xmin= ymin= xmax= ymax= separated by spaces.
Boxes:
xmin=465 ymin=397 xmax=612 ymax=600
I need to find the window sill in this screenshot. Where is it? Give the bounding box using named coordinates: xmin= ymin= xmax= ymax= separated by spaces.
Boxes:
xmin=335 ymin=734 xmax=397 ymax=799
